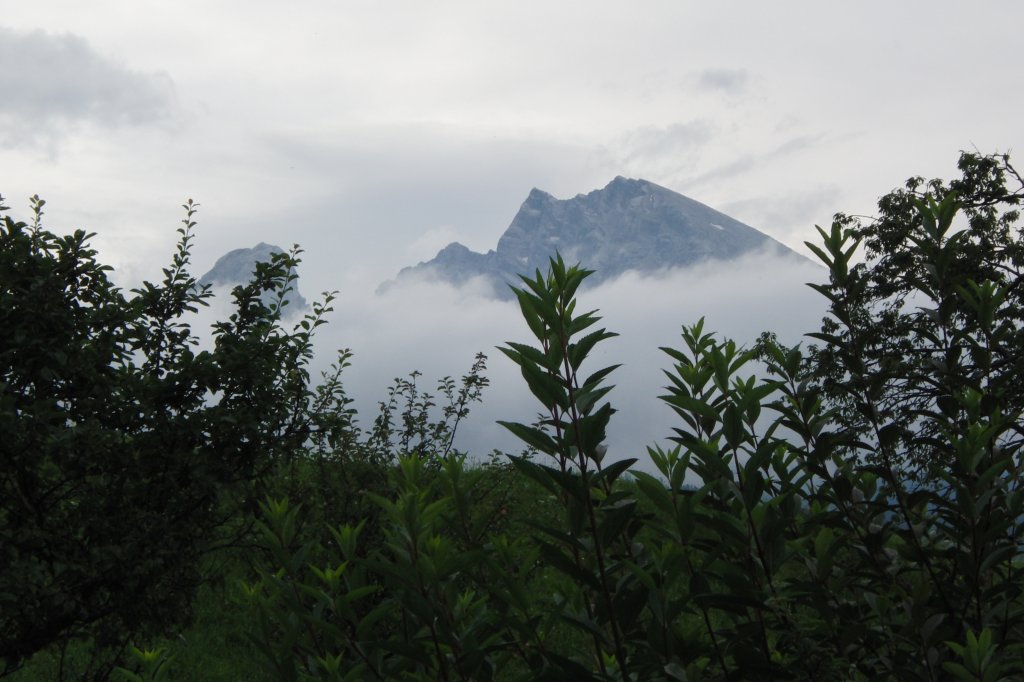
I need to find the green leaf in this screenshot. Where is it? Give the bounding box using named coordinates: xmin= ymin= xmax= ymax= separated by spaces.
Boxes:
xmin=574 ymin=383 xmax=614 ymax=416
xmin=520 ymin=360 xmax=570 ymax=411
xmin=581 ymin=364 xmax=621 ymax=389
xmin=593 ymin=457 xmax=637 ymax=488
xmin=500 ymin=342 xmax=557 ymax=373
xmin=538 ymin=540 xmax=600 ymax=589
xmin=507 ymin=454 xmax=560 ymax=494
xmin=500 ymin=421 xmax=559 ymax=455
xmin=599 ymin=499 xmax=637 ymax=546
xmin=568 ymin=329 xmax=616 ymax=370
xmin=633 ymin=472 xmax=675 ymax=516
xmin=661 ymin=391 xmax=720 ymax=423
xmin=722 ymin=403 xmax=745 ymax=449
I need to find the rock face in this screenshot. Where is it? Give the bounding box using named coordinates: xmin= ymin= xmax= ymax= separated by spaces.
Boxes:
xmin=386 ymin=177 xmax=801 ymax=298
xmin=199 ymin=242 xmax=307 ymax=311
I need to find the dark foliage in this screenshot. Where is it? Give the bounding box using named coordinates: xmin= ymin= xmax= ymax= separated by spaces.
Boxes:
xmin=0 ymin=197 xmax=346 ymax=679
xmin=807 ymin=151 xmax=1024 ymax=477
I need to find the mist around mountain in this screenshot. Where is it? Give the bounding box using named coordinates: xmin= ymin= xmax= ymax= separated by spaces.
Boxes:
xmin=385 ymin=176 xmax=806 ymax=297
xmin=316 ymin=248 xmax=828 ymax=469
xmin=199 ymin=242 xmax=308 ymax=311
xmin=193 ymin=179 xmax=826 ymax=464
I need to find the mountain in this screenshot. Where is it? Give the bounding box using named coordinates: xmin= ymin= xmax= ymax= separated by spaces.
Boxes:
xmin=384 ymin=177 xmax=803 ymax=298
xmin=199 ymin=242 xmax=307 ymax=311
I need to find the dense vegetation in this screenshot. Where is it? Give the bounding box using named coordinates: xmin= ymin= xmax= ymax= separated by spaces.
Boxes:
xmin=2 ymin=151 xmax=1022 ymax=681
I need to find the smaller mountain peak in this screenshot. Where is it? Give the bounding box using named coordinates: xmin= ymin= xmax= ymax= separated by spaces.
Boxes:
xmin=199 ymin=242 xmax=307 ymax=310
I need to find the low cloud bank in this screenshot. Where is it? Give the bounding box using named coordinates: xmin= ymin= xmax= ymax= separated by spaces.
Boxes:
xmin=193 ymin=250 xmax=829 ymax=470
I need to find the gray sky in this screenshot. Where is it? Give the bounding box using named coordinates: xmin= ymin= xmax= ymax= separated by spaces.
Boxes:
xmin=4 ymin=2 xmax=1021 ymax=459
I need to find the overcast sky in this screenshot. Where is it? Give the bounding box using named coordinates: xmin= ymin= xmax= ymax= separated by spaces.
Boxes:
xmin=4 ymin=2 xmax=1022 ymax=459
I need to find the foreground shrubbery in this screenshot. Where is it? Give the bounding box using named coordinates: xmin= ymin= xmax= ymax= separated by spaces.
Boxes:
xmin=0 ymin=196 xmax=361 ymax=680
xmin=3 ymin=152 xmax=1023 ymax=681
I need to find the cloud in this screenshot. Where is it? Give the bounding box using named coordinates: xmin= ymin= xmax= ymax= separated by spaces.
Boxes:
xmin=574 ymin=251 xmax=827 ymax=465
xmin=181 ymin=249 xmax=829 ymax=472
xmin=215 ymin=126 xmax=615 ymax=288
xmin=719 ymin=186 xmax=844 ymax=245
xmin=404 ymin=225 xmax=465 ymax=263
xmin=610 ymin=121 xmax=715 ymax=179
xmin=695 ymin=68 xmax=750 ymax=94
xmin=0 ymin=27 xmax=176 ymax=148
xmin=680 ymin=133 xmax=825 ymax=194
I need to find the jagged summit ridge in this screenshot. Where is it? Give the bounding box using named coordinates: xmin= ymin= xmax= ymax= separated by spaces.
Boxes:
xmin=385 ymin=177 xmax=801 ymax=298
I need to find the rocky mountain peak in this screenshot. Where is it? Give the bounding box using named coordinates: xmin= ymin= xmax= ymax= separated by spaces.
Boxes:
xmin=199 ymin=242 xmax=307 ymax=311
xmin=385 ymin=177 xmax=805 ymax=299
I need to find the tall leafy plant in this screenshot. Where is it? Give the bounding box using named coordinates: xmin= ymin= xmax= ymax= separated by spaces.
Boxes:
xmin=497 ymin=256 xmax=635 ymax=676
